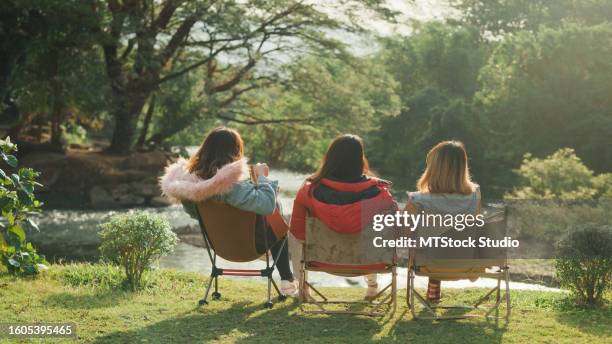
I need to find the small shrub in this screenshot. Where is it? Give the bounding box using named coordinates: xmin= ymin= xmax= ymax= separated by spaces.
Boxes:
xmin=555 ymin=226 xmax=612 ymax=305
xmin=99 ymin=211 xmax=177 ymax=290
xmin=507 ymin=148 xmax=598 ymax=200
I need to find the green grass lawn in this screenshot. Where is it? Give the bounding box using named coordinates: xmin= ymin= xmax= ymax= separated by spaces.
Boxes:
xmin=1 ymin=264 xmax=610 ymax=344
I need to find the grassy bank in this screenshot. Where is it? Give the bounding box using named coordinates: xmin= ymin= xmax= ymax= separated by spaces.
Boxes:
xmin=1 ymin=264 xmax=610 ymax=343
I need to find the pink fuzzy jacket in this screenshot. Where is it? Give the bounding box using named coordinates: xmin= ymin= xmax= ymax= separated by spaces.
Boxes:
xmin=159 ymin=158 xmax=249 ymax=203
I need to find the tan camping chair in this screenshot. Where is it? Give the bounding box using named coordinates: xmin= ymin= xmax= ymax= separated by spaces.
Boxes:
xmin=299 ymin=217 xmax=397 ymax=316
xmin=407 ymin=206 xmax=511 ymax=320
xmin=194 ymin=200 xmax=288 ymax=309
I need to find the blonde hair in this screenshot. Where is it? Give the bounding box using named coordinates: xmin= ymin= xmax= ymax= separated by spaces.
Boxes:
xmin=417 ymin=140 xmax=476 ymax=194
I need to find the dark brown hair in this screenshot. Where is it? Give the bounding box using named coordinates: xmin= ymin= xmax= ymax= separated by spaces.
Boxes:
xmin=417 ymin=140 xmax=475 ymax=194
xmin=187 ymin=127 xmax=244 ymax=179
xmin=307 ymin=134 xmax=373 ymax=190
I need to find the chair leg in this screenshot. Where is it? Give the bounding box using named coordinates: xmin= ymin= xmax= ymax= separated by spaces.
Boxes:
xmin=264 ymin=276 xmax=274 ymax=309
xmin=406 ymin=268 xmax=411 ymax=308
xmin=270 ymin=278 xmax=286 ymax=301
xmin=505 ymin=269 xmax=511 ymax=319
xmin=211 ymin=276 xmax=221 ymax=300
xmin=298 ymin=259 xmax=307 ymax=303
xmin=199 ymin=235 xmax=218 ymax=306
xmin=199 ymin=274 xmax=214 ymax=305
xmin=391 ymin=267 xmax=397 ymax=313
xmin=408 ymin=270 xmax=419 ymax=319
xmin=496 ymin=277 xmax=501 ymax=302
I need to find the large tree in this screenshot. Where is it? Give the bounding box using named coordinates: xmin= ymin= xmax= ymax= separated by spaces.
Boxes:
xmin=95 ymin=0 xmax=397 ymax=154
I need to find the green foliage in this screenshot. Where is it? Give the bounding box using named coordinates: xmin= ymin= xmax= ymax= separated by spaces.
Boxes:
xmin=241 ymin=124 xmax=328 ymax=172
xmin=177 ymin=55 xmax=401 ymax=171
xmin=452 ymin=0 xmax=612 ymax=36
xmin=1 ymin=0 xmax=107 ymax=145
xmin=99 ymin=211 xmax=177 ymax=290
xmin=369 ymin=23 xmax=488 ymax=192
xmin=60 ymin=122 xmax=89 ymax=145
xmin=0 ymin=137 xmax=47 ymax=275
xmin=507 ymin=148 xmax=609 ymax=200
xmin=380 ymin=23 xmax=486 ymax=99
xmin=369 ymin=88 xmax=482 ymax=192
xmin=507 ymin=148 xmax=612 ymax=259
xmin=555 ymin=226 xmax=612 ymax=305
xmin=477 ymin=23 xmax=612 ymax=174
xmin=593 ymin=173 xmax=612 ymax=199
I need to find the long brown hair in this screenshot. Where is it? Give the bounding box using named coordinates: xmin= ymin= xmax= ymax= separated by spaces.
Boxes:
xmin=417 ymin=140 xmax=476 ymax=194
xmin=187 ymin=127 xmax=244 ymax=179
xmin=308 ymin=134 xmax=373 ymax=190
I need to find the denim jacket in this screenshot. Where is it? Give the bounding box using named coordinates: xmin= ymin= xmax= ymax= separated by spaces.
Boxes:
xmin=182 ymin=176 xmax=279 ymax=219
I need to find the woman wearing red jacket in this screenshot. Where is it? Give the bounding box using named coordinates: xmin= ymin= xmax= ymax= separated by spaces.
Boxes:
xmin=290 ymin=134 xmax=397 ymax=299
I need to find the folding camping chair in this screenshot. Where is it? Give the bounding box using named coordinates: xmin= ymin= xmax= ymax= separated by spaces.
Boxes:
xmin=194 ymin=199 xmax=288 ymax=309
xmin=299 ymin=217 xmax=397 ymax=317
xmin=407 ymin=206 xmax=511 ymax=320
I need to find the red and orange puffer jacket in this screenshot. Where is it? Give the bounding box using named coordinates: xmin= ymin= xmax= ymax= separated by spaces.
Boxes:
xmin=290 ymin=176 xmax=397 ymax=240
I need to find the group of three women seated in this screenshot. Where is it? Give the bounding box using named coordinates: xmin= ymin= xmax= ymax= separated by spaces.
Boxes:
xmin=161 ymin=127 xmax=480 ymax=304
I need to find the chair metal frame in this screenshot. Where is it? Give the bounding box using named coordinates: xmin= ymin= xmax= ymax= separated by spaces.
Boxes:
xmin=299 ymin=262 xmax=397 ymax=317
xmin=407 ymin=265 xmax=511 ymax=320
xmin=407 ymin=207 xmax=511 ymax=320
xmin=298 ymin=217 xmax=398 ymax=317
xmin=195 ymin=205 xmax=288 ymax=309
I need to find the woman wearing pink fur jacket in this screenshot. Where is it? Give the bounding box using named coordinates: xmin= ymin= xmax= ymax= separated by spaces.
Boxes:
xmin=159 ymin=127 xmax=297 ymax=296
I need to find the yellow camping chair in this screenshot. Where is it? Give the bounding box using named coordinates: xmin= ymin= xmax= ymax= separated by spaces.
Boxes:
xmin=407 ymin=206 xmax=511 ymax=320
xmin=299 ymin=217 xmax=397 ymax=316
xmin=194 ymin=200 xmax=288 ymax=309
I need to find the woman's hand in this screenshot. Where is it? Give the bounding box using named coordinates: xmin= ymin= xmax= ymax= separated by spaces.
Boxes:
xmin=254 ymin=163 xmax=269 ymax=177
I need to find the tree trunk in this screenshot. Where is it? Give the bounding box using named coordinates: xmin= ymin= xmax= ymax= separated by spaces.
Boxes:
xmin=48 ymin=48 xmax=64 ymax=148
xmin=106 ymin=93 xmax=148 ymax=154
xmin=136 ymin=94 xmax=156 ymax=148
xmin=49 ymin=78 xmax=64 ymax=147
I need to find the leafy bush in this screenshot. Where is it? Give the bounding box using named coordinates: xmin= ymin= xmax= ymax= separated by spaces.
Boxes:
xmin=507 ymin=148 xmax=598 ymax=200
xmin=0 ymin=137 xmax=47 ymax=275
xmin=555 ymin=227 xmax=612 ymax=305
xmin=593 ymin=173 xmax=612 ymax=199
xmin=99 ymin=211 xmax=177 ymax=290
